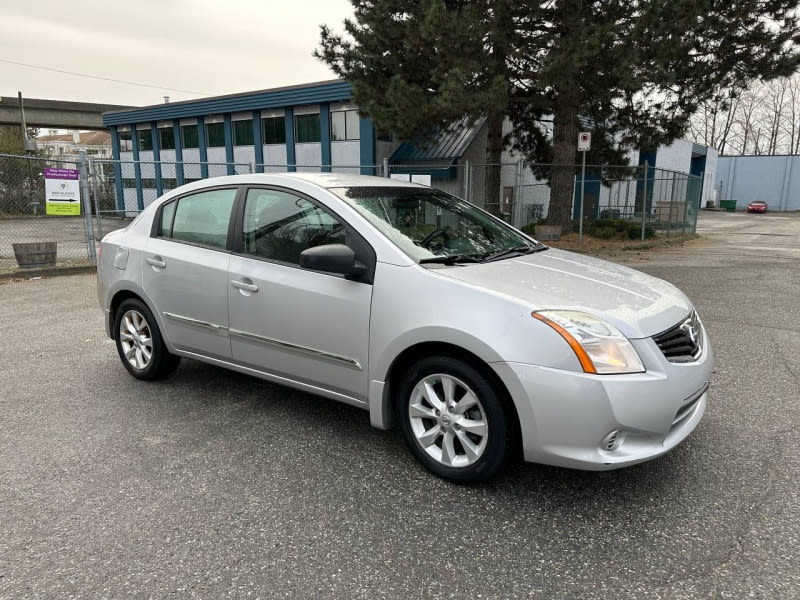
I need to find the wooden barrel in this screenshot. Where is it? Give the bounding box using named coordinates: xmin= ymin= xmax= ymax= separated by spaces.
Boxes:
xmin=12 ymin=242 xmax=57 ymax=268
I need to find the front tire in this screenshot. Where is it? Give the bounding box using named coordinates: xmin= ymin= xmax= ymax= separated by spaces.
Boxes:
xmin=114 ymin=298 xmax=180 ymax=380
xmin=395 ymin=356 xmax=511 ymax=482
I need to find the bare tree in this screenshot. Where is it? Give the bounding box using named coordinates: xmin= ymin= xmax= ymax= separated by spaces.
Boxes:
xmin=688 ymin=74 xmax=800 ymax=155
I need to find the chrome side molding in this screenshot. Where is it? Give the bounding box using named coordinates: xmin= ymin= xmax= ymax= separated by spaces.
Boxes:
xmin=228 ymin=328 xmax=363 ymax=371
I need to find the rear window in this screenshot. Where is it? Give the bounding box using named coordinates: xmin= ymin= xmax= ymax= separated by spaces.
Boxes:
xmin=159 ymin=188 xmax=236 ymax=249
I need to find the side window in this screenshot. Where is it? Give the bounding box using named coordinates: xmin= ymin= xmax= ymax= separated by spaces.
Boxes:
xmin=159 ymin=200 xmax=176 ymax=236
xmin=164 ymin=188 xmax=236 ymax=249
xmin=242 ymin=189 xmax=346 ymax=265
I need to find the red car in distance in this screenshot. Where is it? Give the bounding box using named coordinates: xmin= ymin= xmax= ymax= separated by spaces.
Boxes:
xmin=747 ymin=200 xmax=768 ymax=213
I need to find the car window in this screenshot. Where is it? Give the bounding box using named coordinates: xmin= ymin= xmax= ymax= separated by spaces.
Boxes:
xmin=165 ymin=188 xmax=237 ymax=249
xmin=330 ymin=186 xmax=531 ymax=261
xmin=159 ymin=200 xmax=176 ymax=237
xmin=242 ymin=189 xmax=346 ymax=264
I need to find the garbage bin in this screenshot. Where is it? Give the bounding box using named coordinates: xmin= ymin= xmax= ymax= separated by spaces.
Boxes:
xmin=719 ymin=200 xmax=737 ymax=212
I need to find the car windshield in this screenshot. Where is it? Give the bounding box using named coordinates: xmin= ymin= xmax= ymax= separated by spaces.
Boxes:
xmin=330 ymin=186 xmax=542 ymax=262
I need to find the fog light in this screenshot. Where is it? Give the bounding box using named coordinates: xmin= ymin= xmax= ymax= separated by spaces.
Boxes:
xmin=601 ymin=430 xmax=624 ymax=452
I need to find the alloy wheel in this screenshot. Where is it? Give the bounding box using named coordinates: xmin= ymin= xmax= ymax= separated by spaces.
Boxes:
xmin=119 ymin=309 xmax=153 ymax=370
xmin=408 ymin=373 xmax=489 ymax=468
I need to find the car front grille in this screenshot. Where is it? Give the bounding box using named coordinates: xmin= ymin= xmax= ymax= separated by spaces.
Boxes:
xmin=653 ymin=311 xmax=703 ymax=363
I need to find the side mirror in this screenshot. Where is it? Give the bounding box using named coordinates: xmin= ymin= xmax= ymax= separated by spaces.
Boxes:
xmin=299 ymin=244 xmax=367 ymax=278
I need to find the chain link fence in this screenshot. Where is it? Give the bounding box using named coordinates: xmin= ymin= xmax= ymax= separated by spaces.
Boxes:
xmin=387 ymin=161 xmax=701 ymax=237
xmin=1 ymin=153 xmax=702 ymax=272
xmin=0 ymin=153 xmax=91 ymax=271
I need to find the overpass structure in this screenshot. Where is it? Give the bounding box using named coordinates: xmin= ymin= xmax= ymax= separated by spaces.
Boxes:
xmin=0 ymin=96 xmax=135 ymax=130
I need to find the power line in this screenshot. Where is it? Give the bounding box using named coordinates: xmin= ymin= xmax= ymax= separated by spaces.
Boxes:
xmin=0 ymin=58 xmax=211 ymax=96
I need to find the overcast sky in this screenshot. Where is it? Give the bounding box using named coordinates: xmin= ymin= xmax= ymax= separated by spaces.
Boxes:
xmin=0 ymin=0 xmax=354 ymax=108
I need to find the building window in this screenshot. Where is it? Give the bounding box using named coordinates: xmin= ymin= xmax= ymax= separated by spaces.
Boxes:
xmin=118 ymin=130 xmax=132 ymax=151
xmin=158 ymin=127 xmax=175 ymax=150
xmin=233 ymin=119 xmax=254 ymax=146
xmin=262 ymin=116 xmax=286 ymax=145
xmin=137 ymin=129 xmax=153 ymax=152
xmin=331 ymin=110 xmax=360 ymax=141
xmin=181 ymin=124 xmax=199 ymax=149
xmin=205 ymin=122 xmax=225 ymax=147
xmin=122 ymin=178 xmax=137 ymax=188
xmin=294 ymin=114 xmax=321 ymax=144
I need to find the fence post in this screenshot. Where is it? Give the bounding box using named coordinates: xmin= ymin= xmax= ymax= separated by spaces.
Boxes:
xmin=89 ymin=158 xmax=104 ymax=241
xmin=464 ymin=159 xmax=472 ymax=202
xmin=249 ymin=161 xmax=255 ymax=174
xmin=78 ymin=151 xmax=97 ymax=264
xmin=579 ymin=150 xmax=587 ymax=246
xmin=382 ymin=157 xmax=390 ymax=178
xmin=641 ymin=161 xmax=649 ymax=241
xmin=514 ymin=159 xmax=523 ymax=227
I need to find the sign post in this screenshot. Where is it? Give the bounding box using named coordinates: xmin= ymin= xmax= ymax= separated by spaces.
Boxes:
xmin=44 ymin=167 xmax=81 ymax=215
xmin=577 ymin=132 xmax=591 ymax=246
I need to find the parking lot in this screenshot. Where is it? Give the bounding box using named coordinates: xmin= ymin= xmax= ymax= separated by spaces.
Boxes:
xmin=1 ymin=211 xmax=798 ymax=599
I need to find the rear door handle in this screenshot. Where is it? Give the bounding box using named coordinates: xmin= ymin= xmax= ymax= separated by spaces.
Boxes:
xmin=146 ymin=256 xmax=166 ymax=268
xmin=231 ymin=279 xmax=258 ymax=293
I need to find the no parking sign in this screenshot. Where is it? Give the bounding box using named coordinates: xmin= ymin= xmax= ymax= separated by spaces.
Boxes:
xmin=44 ymin=167 xmax=81 ymax=215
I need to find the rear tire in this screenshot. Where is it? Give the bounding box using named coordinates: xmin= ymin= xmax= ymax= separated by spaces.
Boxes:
xmin=395 ymin=356 xmax=511 ymax=482
xmin=114 ymin=298 xmax=180 ymax=381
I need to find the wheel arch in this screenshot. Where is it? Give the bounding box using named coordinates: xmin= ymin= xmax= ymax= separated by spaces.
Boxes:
xmin=108 ymin=288 xmax=162 ymax=342
xmin=375 ymin=341 xmax=521 ymax=454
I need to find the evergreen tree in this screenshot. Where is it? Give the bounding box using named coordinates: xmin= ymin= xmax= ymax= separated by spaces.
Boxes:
xmin=318 ymin=1 xmax=800 ymax=228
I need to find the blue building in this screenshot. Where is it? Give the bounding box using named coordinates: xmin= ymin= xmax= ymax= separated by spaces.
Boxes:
xmin=102 ymin=79 xmax=717 ymax=224
xmin=102 ymin=79 xmax=402 ymax=212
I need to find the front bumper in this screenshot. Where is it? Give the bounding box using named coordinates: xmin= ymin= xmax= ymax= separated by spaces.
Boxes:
xmin=492 ymin=330 xmax=713 ymax=470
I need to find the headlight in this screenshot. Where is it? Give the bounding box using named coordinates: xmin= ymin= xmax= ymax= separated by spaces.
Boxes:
xmin=532 ymin=310 xmax=645 ymax=374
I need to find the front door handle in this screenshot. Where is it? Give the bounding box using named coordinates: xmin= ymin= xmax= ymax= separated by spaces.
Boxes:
xmin=231 ymin=279 xmax=258 ymax=293
xmin=146 ymin=256 xmax=166 ymax=269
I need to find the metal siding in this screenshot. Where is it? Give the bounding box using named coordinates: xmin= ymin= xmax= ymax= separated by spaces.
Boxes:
xmin=197 ymin=116 xmax=208 ymax=179
xmin=151 ymin=122 xmax=163 ymax=196
xmin=252 ymin=110 xmax=264 ymax=172
xmin=130 ymin=123 xmax=144 ymax=210
xmin=285 ymin=107 xmax=296 ymax=172
xmin=320 ymin=103 xmax=331 ymax=172
xmin=359 ymin=116 xmax=375 ymax=175
xmin=388 ymin=117 xmax=485 ymax=165
xmin=224 ymin=114 xmax=234 ymax=175
xmin=102 ymin=81 xmax=353 ymax=126
xmin=173 ymin=120 xmax=184 ymax=185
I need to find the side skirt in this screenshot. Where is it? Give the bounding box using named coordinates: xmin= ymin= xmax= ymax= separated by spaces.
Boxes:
xmin=173 ymin=349 xmax=369 ymax=411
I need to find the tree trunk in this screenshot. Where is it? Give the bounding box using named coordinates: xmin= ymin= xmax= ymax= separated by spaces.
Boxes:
xmin=483 ymin=111 xmax=504 ymax=215
xmin=549 ymin=84 xmax=579 ymax=229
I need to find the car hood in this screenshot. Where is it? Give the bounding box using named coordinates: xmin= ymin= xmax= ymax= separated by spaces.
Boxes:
xmin=434 ymin=248 xmax=691 ymax=338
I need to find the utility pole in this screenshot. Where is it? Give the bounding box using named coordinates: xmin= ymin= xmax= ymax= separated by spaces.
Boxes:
xmin=17 ymin=91 xmax=36 ymax=153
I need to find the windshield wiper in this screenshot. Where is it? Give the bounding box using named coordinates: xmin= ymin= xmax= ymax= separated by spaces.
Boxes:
xmin=481 ymin=244 xmax=547 ymax=262
xmin=419 ymin=254 xmax=484 ymax=265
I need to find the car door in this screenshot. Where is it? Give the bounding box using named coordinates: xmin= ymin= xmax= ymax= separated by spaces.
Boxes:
xmin=141 ymin=186 xmax=238 ymax=360
xmin=227 ymin=187 xmax=373 ymax=401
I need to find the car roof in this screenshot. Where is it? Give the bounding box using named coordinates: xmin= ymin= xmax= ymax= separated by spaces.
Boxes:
xmin=205 ymin=172 xmax=425 ymax=189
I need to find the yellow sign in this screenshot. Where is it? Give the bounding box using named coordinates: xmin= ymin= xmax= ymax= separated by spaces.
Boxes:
xmin=44 ymin=167 xmax=81 ymax=216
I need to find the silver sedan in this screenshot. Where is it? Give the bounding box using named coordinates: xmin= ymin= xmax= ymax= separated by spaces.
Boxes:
xmin=97 ymin=173 xmax=712 ymax=482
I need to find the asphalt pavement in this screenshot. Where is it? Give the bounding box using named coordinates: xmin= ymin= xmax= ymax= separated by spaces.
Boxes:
xmin=0 ymin=211 xmax=798 ymax=599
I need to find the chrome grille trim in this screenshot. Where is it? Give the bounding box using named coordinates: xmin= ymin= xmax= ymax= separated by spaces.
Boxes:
xmin=653 ymin=311 xmax=703 ymax=363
